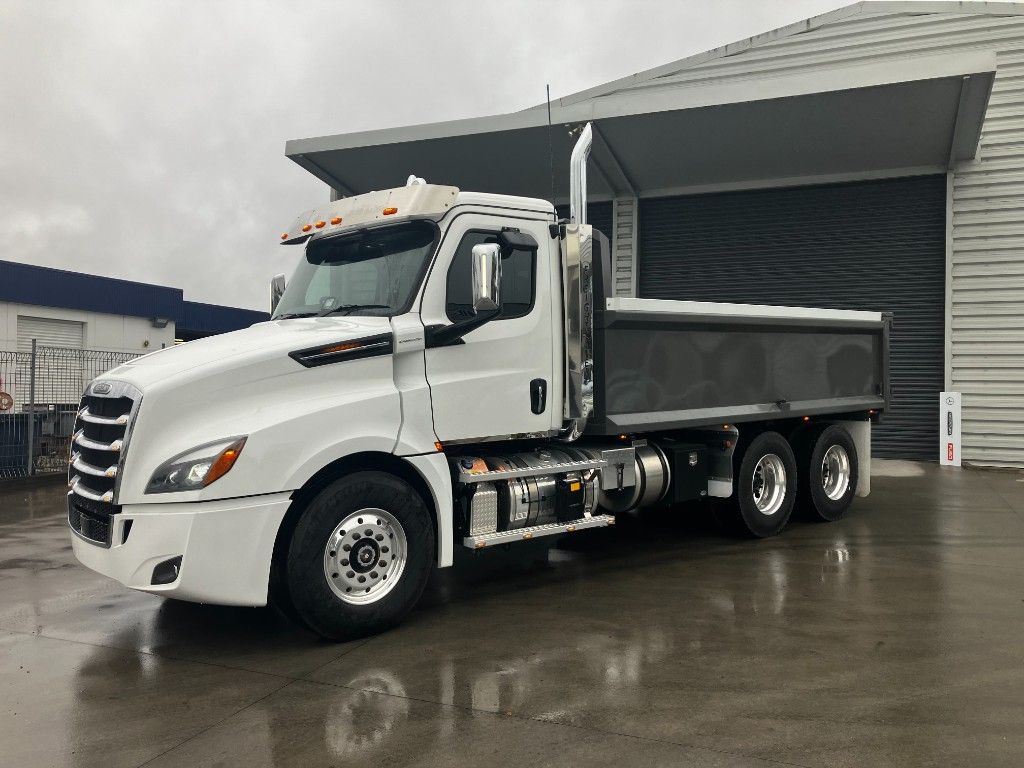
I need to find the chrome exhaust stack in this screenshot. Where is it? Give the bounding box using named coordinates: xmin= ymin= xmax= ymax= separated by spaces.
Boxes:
xmin=560 ymin=123 xmax=595 ymax=441
xmin=569 ymin=122 xmax=593 ymax=225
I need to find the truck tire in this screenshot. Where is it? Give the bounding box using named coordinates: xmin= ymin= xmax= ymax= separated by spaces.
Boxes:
xmin=284 ymin=471 xmax=435 ymax=641
xmin=799 ymin=425 xmax=858 ymax=522
xmin=717 ymin=431 xmax=797 ymax=538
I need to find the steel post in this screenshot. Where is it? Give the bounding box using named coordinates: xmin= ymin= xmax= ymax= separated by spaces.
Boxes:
xmin=27 ymin=339 xmax=37 ymax=476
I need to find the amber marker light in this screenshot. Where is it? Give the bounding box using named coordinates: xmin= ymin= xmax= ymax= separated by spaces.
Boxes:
xmin=202 ymin=438 xmax=247 ymax=487
xmin=330 ymin=216 xmax=342 ymax=225
xmin=280 ymin=232 xmax=288 ymax=240
xmin=315 ymin=220 xmax=326 ymax=228
xmin=434 ymin=441 xmax=444 ymax=452
xmin=320 ymin=341 xmax=362 ymax=354
xmin=301 ymin=224 xmax=312 ymax=232
xmin=382 ymin=207 xmax=398 ymax=215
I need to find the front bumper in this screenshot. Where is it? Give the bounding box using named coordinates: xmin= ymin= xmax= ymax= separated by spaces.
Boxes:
xmin=71 ymin=492 xmax=292 ymax=606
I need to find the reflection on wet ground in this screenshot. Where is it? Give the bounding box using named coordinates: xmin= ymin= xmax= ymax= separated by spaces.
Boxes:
xmin=2 ymin=462 xmax=1023 ymax=767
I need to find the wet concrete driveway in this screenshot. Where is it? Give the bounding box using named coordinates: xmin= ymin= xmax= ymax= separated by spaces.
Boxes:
xmin=2 ymin=460 xmax=1023 ymax=767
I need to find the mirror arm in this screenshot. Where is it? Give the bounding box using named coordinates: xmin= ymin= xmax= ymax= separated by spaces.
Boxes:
xmin=424 ymin=308 xmax=500 ymax=348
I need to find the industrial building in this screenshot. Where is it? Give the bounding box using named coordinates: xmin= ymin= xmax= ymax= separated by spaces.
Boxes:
xmin=0 ymin=259 xmax=268 ymax=354
xmin=0 ymin=259 xmax=268 ymax=476
xmin=285 ymin=1 xmax=1024 ymax=467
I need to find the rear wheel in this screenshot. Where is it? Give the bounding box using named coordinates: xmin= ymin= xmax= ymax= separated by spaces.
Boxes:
xmin=717 ymin=431 xmax=797 ymax=538
xmin=799 ymin=425 xmax=858 ymax=522
xmin=284 ymin=471 xmax=434 ymax=641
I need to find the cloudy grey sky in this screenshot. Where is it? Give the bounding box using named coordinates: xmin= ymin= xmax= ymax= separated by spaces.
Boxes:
xmin=3 ymin=0 xmax=863 ymax=311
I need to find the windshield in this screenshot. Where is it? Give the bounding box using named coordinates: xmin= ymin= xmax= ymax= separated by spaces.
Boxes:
xmin=273 ymin=220 xmax=438 ymax=319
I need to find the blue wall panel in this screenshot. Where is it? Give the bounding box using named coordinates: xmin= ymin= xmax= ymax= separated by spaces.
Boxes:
xmin=0 ymin=260 xmax=268 ymax=337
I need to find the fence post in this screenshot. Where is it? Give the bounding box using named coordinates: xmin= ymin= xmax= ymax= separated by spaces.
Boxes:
xmin=27 ymin=339 xmax=37 ymax=476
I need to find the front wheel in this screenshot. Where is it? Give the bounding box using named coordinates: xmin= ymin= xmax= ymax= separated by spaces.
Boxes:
xmin=716 ymin=431 xmax=798 ymax=538
xmin=285 ymin=471 xmax=435 ymax=641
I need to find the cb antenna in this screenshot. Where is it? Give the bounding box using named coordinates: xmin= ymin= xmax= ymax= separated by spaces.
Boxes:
xmin=546 ymin=84 xmax=556 ymax=213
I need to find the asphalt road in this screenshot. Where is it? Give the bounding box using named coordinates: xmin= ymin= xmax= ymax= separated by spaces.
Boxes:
xmin=2 ymin=460 xmax=1023 ymax=767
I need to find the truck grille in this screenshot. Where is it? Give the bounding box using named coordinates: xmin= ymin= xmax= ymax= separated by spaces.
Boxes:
xmin=68 ymin=381 xmax=140 ymax=543
xmin=68 ymin=493 xmax=117 ymax=547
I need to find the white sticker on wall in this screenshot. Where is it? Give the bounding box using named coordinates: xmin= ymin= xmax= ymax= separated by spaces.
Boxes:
xmin=940 ymin=391 xmax=962 ymax=467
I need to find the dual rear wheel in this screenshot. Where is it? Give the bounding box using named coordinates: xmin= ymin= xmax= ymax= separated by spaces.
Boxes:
xmin=718 ymin=425 xmax=859 ymax=538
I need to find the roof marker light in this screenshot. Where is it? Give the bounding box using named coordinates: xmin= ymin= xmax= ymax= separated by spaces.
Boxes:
xmin=330 ymin=216 xmax=342 ymax=225
xmin=301 ymin=224 xmax=312 ymax=232
xmin=280 ymin=233 xmax=288 ymax=240
xmin=315 ymin=220 xmax=326 ymax=229
xmin=382 ymin=207 xmax=398 ymax=215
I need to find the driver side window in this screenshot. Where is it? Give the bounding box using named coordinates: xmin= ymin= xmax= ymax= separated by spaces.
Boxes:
xmin=445 ymin=230 xmax=535 ymax=322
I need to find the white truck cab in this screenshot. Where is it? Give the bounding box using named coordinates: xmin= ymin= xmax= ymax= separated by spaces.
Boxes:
xmin=70 ymin=125 xmax=888 ymax=639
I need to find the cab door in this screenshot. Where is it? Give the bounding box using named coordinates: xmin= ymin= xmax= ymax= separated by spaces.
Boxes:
xmin=421 ymin=213 xmax=556 ymax=442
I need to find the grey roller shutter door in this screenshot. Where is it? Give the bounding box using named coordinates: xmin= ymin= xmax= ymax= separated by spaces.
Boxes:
xmin=638 ymin=175 xmax=946 ymax=460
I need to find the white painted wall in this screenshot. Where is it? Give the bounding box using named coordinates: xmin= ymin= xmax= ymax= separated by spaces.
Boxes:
xmin=0 ymin=301 xmax=176 ymax=354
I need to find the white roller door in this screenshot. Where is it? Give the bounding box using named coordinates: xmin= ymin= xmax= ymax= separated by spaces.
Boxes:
xmin=17 ymin=316 xmax=85 ymax=351
xmin=16 ymin=316 xmax=86 ymax=406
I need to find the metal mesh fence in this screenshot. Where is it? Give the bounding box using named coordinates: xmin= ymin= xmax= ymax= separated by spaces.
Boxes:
xmin=0 ymin=346 xmax=140 ymax=478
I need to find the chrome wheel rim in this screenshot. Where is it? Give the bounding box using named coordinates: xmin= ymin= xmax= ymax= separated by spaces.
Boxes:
xmin=752 ymin=453 xmax=787 ymax=516
xmin=324 ymin=507 xmax=407 ymax=605
xmin=821 ymin=445 xmax=851 ymax=501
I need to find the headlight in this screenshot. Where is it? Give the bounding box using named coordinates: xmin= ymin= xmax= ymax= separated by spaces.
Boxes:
xmin=145 ymin=437 xmax=247 ymax=494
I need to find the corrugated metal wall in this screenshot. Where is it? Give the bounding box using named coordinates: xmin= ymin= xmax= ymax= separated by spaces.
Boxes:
xmin=609 ymin=7 xmax=1024 ymax=467
xmin=0 ymin=259 xmax=182 ymax=320
xmin=611 ymin=199 xmax=638 ymax=297
xmin=0 ymin=260 xmax=269 ymax=340
xmin=639 ymin=175 xmax=946 ymax=460
xmin=176 ymin=300 xmax=269 ymax=339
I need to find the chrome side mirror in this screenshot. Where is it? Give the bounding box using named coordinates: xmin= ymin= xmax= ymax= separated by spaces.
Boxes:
xmin=471 ymin=243 xmax=501 ymax=314
xmin=270 ymin=273 xmax=287 ymax=313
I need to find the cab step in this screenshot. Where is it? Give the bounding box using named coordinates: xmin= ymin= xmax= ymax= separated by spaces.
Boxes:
xmin=463 ymin=513 xmax=615 ymax=549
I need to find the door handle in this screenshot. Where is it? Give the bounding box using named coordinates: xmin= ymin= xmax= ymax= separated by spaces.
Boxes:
xmin=530 ymin=379 xmax=547 ymax=414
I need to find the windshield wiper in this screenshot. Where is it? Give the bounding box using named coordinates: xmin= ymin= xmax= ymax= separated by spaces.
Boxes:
xmin=317 ymin=304 xmax=391 ymax=317
xmin=274 ymin=311 xmax=319 ymax=319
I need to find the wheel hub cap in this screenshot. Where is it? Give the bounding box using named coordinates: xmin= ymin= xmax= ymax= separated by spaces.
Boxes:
xmin=323 ymin=507 xmax=408 ymax=605
xmin=752 ymin=453 xmax=787 ymax=516
xmin=821 ymin=445 xmax=851 ymax=501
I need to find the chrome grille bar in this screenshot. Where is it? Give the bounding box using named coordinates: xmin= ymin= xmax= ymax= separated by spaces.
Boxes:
xmin=78 ymin=408 xmax=130 ymax=426
xmin=73 ymin=431 xmax=123 ymax=452
xmin=69 ymin=478 xmax=114 ymax=504
xmin=71 ymin=455 xmax=118 ymax=478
